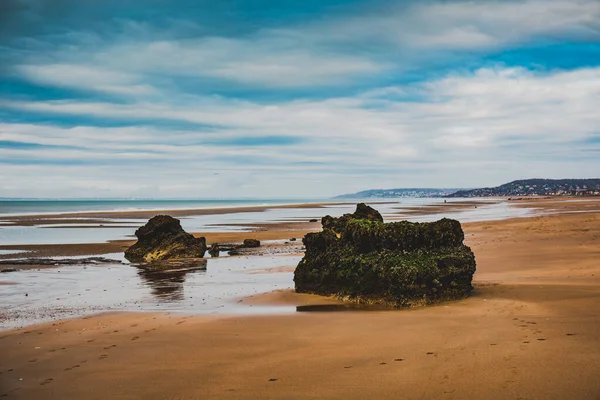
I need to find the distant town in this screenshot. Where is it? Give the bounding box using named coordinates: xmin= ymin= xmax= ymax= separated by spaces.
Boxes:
xmin=337 ymin=179 xmax=600 ymax=199
xmin=334 ymin=188 xmax=461 ymax=199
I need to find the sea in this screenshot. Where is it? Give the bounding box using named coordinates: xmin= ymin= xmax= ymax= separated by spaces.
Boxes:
xmin=0 ymin=198 xmax=321 ymax=216
xmin=0 ymin=197 xmax=536 ymax=247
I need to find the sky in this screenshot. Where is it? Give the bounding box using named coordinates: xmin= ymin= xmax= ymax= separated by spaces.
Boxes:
xmin=1 ymin=0 xmax=599 ymax=198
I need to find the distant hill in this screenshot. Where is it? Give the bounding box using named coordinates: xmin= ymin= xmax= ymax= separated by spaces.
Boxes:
xmin=334 ymin=188 xmax=461 ymax=199
xmin=445 ymin=179 xmax=600 ymax=198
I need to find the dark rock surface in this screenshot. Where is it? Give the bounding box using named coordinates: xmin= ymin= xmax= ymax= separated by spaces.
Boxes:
xmin=349 ymin=202 xmax=384 ymax=222
xmin=133 ymin=258 xmax=207 ymax=272
xmin=242 ymin=239 xmax=261 ymax=248
xmin=321 ymin=203 xmax=382 ymax=231
xmin=124 ymin=215 xmax=207 ymax=263
xmin=208 ymin=243 xmax=221 ymax=257
xmin=294 ymin=204 xmax=476 ymax=307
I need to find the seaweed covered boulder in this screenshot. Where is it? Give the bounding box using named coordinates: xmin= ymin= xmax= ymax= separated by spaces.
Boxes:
xmin=294 ymin=205 xmax=476 ymax=307
xmin=124 ymin=215 xmax=207 ymax=263
xmin=321 ymin=203 xmax=382 ymax=231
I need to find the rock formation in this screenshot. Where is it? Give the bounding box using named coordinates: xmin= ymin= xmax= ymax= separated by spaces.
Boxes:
xmin=294 ymin=204 xmax=476 ymax=307
xmin=242 ymin=239 xmax=261 ymax=248
xmin=124 ymin=215 xmax=207 ymax=263
xmin=208 ymin=243 xmax=220 ymax=257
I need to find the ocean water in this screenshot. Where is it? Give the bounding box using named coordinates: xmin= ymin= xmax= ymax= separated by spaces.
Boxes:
xmin=0 ymin=198 xmax=324 ymax=216
xmin=0 ymin=198 xmax=536 ymax=246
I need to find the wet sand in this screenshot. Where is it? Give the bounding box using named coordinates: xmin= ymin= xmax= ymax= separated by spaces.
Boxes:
xmin=0 ymin=243 xmax=128 ymax=260
xmin=0 ymin=202 xmax=367 ymax=227
xmin=0 ymin=197 xmax=553 ymax=258
xmin=1 ymin=199 xmax=600 ymax=399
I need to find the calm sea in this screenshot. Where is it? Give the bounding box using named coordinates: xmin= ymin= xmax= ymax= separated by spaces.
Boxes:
xmin=0 ymin=199 xmax=325 ymax=216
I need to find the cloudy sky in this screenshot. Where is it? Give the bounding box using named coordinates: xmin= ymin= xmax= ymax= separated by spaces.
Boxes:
xmin=1 ymin=0 xmax=599 ymax=198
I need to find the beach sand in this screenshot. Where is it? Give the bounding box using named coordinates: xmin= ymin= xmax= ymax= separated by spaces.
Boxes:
xmin=1 ymin=199 xmax=600 ymax=399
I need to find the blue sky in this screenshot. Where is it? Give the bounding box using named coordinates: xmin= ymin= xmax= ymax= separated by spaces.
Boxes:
xmin=1 ymin=0 xmax=599 ymax=198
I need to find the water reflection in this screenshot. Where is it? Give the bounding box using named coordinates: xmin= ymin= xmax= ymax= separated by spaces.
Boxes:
xmin=136 ymin=266 xmax=207 ymax=301
xmin=2 ymin=255 xmax=301 ymax=329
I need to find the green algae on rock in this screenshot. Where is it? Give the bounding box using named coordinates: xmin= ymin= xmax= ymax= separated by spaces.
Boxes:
xmin=124 ymin=215 xmax=207 ymax=263
xmin=294 ymin=204 xmax=476 ymax=307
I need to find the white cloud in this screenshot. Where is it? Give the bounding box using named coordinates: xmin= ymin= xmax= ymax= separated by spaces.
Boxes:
xmin=315 ymin=0 xmax=600 ymax=50
xmin=102 ymin=37 xmax=386 ymax=87
xmin=12 ymin=0 xmax=599 ymax=91
xmin=5 ymin=66 xmax=599 ymax=146
xmin=1 ymin=65 xmax=599 ymax=197
xmin=17 ymin=64 xmax=157 ymax=96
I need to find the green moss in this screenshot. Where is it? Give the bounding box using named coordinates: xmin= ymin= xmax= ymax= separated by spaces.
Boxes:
xmin=294 ymin=206 xmax=476 ymax=307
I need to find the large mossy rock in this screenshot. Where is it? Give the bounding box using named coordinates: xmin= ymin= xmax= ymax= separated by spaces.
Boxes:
xmin=124 ymin=215 xmax=207 ymax=263
xmin=294 ymin=204 xmax=476 ymax=307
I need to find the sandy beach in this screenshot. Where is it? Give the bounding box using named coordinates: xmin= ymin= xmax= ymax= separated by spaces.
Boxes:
xmin=1 ymin=198 xmax=600 ymax=399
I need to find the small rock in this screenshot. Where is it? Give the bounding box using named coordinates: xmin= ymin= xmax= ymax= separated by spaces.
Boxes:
xmin=208 ymin=243 xmax=220 ymax=257
xmin=242 ymin=239 xmax=260 ymax=248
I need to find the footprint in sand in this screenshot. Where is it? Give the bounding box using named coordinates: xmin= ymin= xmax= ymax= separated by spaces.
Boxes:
xmin=131 ymin=336 xmax=140 ymax=341
xmin=87 ymin=339 xmax=95 ymax=343
xmin=28 ymin=359 xmax=37 ymax=363
xmin=394 ymin=358 xmax=404 ymax=362
xmin=99 ymin=354 xmax=108 ymax=360
xmin=103 ymin=345 xmax=117 ymax=350
xmin=268 ymin=378 xmax=278 ymax=382
xmin=176 ymin=320 xmax=186 ymax=325
xmin=40 ymin=378 xmax=53 ymax=386
xmin=379 ymin=362 xmax=387 ymax=365
xmin=343 ymin=366 xmax=353 ymax=369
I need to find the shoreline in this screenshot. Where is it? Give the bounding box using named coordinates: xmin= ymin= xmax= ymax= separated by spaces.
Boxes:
xmin=0 ymin=200 xmax=379 ymax=223
xmin=1 ymin=196 xmax=598 ymax=260
xmin=0 ymin=198 xmax=498 ymax=259
xmin=0 ymin=197 xmax=528 ymax=227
